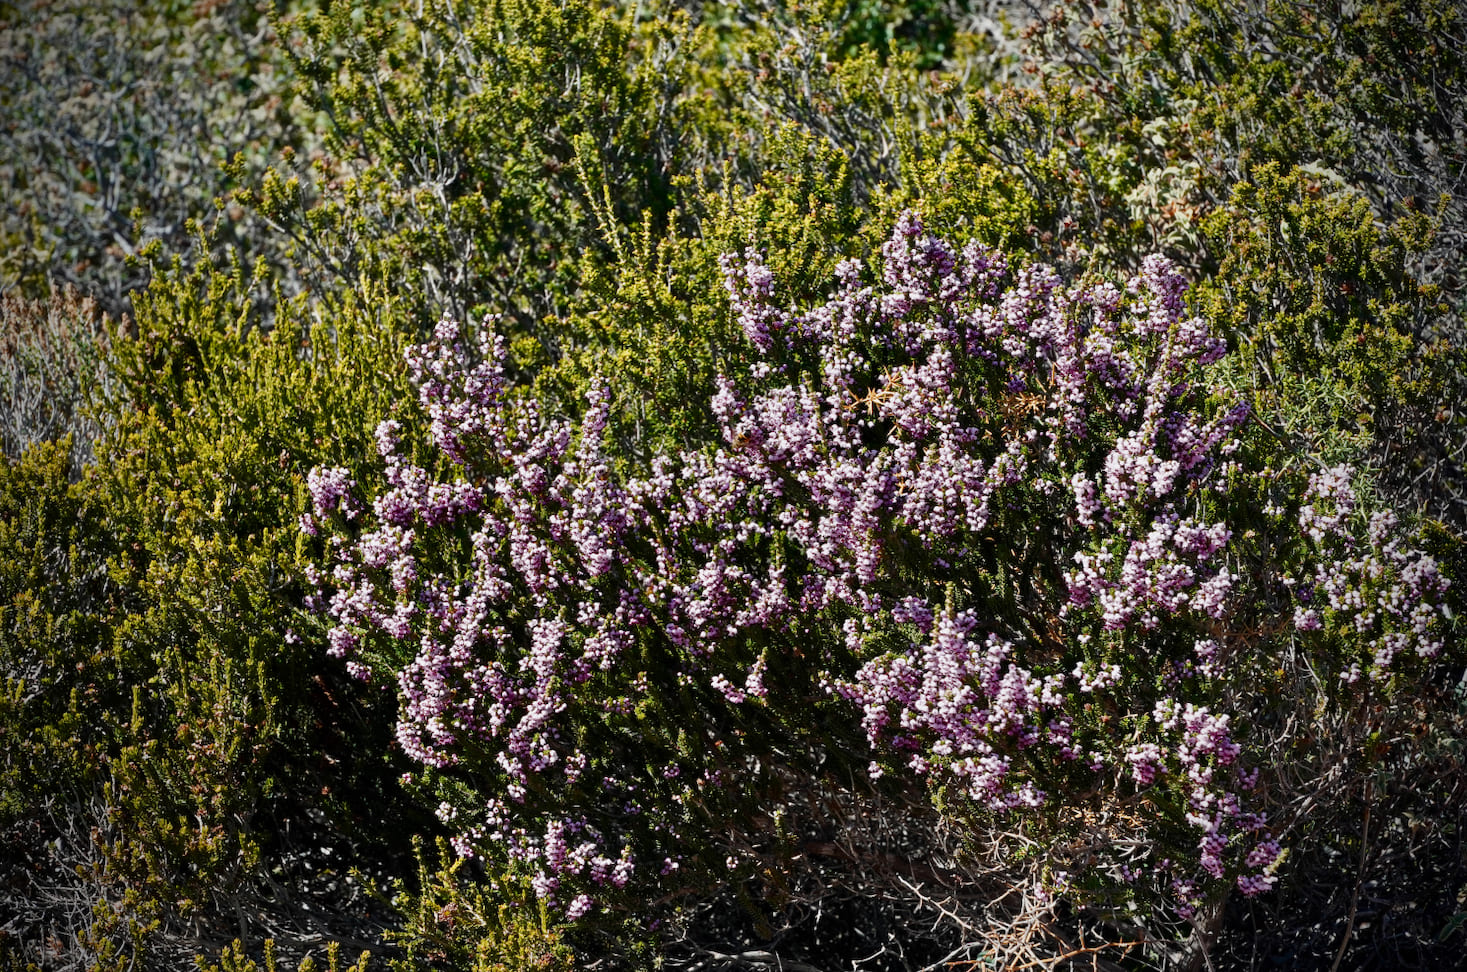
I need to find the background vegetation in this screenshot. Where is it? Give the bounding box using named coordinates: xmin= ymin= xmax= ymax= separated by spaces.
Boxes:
xmin=2 ymin=0 xmax=1463 ymax=969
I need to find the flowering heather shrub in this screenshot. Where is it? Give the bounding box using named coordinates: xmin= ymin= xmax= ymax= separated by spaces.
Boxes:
xmin=307 ymin=213 xmax=1451 ymax=926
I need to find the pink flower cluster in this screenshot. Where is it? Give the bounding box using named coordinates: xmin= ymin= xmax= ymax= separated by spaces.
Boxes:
xmin=1290 ymin=466 xmax=1451 ymax=679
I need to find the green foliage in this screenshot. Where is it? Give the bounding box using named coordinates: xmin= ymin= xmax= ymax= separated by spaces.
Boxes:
xmin=548 ymin=125 xmax=871 ymax=454
xmin=0 ymin=439 xmax=120 ymax=819
xmin=1018 ymin=0 xmax=1467 ymax=284
xmin=0 ymin=248 xmax=435 ymax=968
xmin=1197 ymin=164 xmax=1438 ymax=443
xmin=376 ymin=841 xmax=573 ymax=972
xmin=195 ymin=938 xmax=370 ymax=972
xmin=88 ymin=251 xmax=424 ymax=940
xmin=245 ymin=0 xmax=983 ymax=349
xmin=248 ymin=0 xmax=694 ymax=332
xmin=817 ymin=0 xmax=970 ymax=68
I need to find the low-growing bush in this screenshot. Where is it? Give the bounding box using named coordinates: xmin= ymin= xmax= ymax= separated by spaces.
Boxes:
xmin=2 ymin=254 xmax=431 ymax=970
xmin=307 ymin=212 xmax=1457 ymax=966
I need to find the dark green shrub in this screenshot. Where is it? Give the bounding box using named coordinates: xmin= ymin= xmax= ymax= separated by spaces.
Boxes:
xmin=249 ymin=0 xmax=696 ymax=331
xmin=1189 ymin=163 xmax=1467 ymax=541
xmin=1 ymin=252 xmax=430 ymax=969
xmin=0 ymin=437 xmax=131 ymax=970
